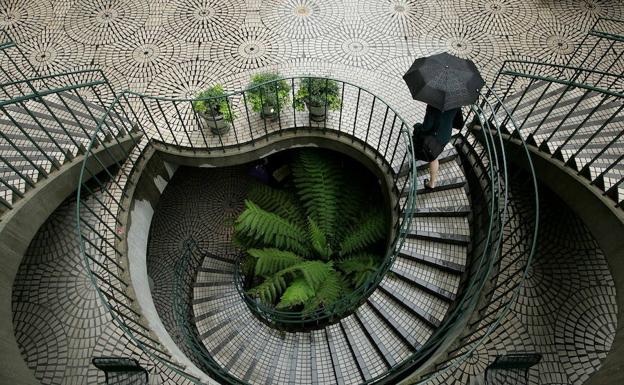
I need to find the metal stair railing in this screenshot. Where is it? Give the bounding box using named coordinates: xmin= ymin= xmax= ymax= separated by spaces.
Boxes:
xmin=75 ymin=75 xmax=419 ymax=384
xmin=0 ymin=31 xmax=130 ymax=215
xmin=491 ymin=69 xmax=623 ymax=208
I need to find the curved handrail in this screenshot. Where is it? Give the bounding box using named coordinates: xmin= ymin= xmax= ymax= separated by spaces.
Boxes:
xmin=410 ymin=86 xmax=539 ymax=384
xmin=75 ymin=75 xmax=418 ymax=383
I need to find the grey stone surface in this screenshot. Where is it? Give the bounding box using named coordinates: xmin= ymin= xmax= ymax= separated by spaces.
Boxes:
xmin=2 ymin=0 xmax=623 ymax=384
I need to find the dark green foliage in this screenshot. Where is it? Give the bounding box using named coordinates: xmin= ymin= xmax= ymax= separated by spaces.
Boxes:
xmin=235 ymin=149 xmax=388 ymax=313
xmin=292 ymin=150 xmax=343 ymax=239
xmin=294 ymin=77 xmax=341 ymax=111
xmin=249 ymin=248 xmax=304 ymax=276
xmin=339 ymin=208 xmax=386 ymax=255
xmin=277 ymin=278 xmax=315 ymax=309
xmin=247 ymin=72 xmax=291 ymax=113
xmin=234 ymin=200 xmax=311 ymax=257
xmin=247 ymin=184 xmax=306 ymax=229
xmin=308 ymin=217 xmax=332 ymax=259
xmin=338 ymin=253 xmax=379 ymax=287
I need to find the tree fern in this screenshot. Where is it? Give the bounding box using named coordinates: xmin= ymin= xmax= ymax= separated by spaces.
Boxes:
xmin=236 ymin=149 xmax=389 ymax=314
xmin=339 ymin=209 xmax=386 ymax=255
xmin=292 ymin=149 xmax=343 ymax=239
xmin=247 ymin=183 xmax=306 ymax=228
xmin=248 ymin=273 xmax=288 ymax=304
xmin=334 ymin=178 xmax=369 ymax=243
xmin=235 ymin=200 xmax=311 ymax=256
xmin=308 ymin=217 xmax=331 ymax=259
xmin=337 ymin=253 xmax=378 ymax=287
xmin=249 ymin=248 xmax=304 ymax=276
xmin=276 ymin=278 xmax=315 ymax=309
xmin=303 ymin=269 xmax=349 ymax=313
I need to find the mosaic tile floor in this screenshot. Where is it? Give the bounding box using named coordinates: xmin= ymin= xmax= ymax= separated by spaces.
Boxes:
xmin=4 ymin=0 xmax=623 ymax=384
xmin=426 ymin=181 xmax=618 ymax=385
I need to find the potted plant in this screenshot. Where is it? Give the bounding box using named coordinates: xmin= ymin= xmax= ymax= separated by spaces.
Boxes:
xmin=247 ymin=72 xmax=291 ymax=121
xmin=294 ymin=77 xmax=341 ymax=122
xmin=192 ymin=84 xmax=236 ymax=135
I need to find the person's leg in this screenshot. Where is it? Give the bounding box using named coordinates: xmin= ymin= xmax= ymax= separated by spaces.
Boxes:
xmin=427 ymin=159 xmax=439 ymax=188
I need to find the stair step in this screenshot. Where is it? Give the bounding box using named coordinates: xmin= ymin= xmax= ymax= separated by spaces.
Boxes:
xmin=379 ymin=279 xmax=444 ymax=328
xmin=340 ymin=316 xmax=389 ymax=380
xmin=390 ymin=267 xmax=457 ymax=301
xmin=399 ymin=247 xmax=466 ymax=273
xmin=406 ymin=229 xmax=470 ymax=245
xmin=405 ymin=205 xmax=471 ymax=217
xmin=355 ymin=303 xmax=412 ymax=366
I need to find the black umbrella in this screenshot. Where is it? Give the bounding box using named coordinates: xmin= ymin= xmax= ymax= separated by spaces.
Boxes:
xmin=403 ymin=52 xmax=485 ymax=111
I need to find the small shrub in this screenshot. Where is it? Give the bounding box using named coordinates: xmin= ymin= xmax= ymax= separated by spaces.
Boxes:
xmin=294 ymin=77 xmax=341 ymax=111
xmin=246 ymin=72 xmax=291 ymax=113
xmin=192 ymin=84 xmax=236 ymax=122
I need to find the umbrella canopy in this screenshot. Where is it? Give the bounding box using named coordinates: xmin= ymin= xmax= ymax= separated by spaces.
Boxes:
xmin=403 ymin=52 xmax=485 ymax=111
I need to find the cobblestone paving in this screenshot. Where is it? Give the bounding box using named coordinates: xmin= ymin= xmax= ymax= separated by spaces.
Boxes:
xmin=426 ymin=183 xmax=618 ymax=385
xmin=4 ymin=0 xmax=623 ymax=384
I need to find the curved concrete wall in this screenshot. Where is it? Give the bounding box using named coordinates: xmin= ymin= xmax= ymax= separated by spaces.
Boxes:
xmin=504 ymin=139 xmax=624 ymax=385
xmin=0 ymin=136 xmax=138 ymax=385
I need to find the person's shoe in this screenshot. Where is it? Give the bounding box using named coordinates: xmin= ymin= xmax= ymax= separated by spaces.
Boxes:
xmin=424 ymin=179 xmax=435 ymax=190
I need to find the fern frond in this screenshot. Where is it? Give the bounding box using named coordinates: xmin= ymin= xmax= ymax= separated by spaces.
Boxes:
xmin=247 ymin=274 xmax=288 ymax=304
xmin=303 ymin=269 xmax=349 ymax=313
xmin=292 ymin=150 xmax=343 ymax=239
xmin=334 ymin=178 xmax=369 ymax=243
xmin=276 ymin=278 xmax=315 ymax=309
xmin=339 ymin=209 xmax=386 ymax=255
xmin=247 ymin=184 xmax=306 ymax=228
xmin=249 ymin=248 xmax=304 ymax=276
xmin=234 ymin=200 xmax=311 ymax=256
xmin=337 ymin=253 xmax=379 ymax=287
xmin=308 ymin=217 xmax=331 ymax=259
xmin=294 ymin=260 xmax=334 ymax=289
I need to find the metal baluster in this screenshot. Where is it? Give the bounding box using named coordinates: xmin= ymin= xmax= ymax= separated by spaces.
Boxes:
xmin=338 ymin=81 xmax=345 ymax=136
xmin=155 ymin=99 xmax=180 ymax=147
xmin=365 ymin=95 xmax=376 ymax=149
xmin=140 ymin=97 xmax=168 ymax=148
xmin=225 ymin=95 xmax=239 ymax=147
xmin=190 ymin=101 xmax=211 ymax=150
xmin=172 ymin=101 xmax=194 ymax=151
xmin=242 ymin=92 xmax=254 ymax=146
xmin=352 ymin=88 xmax=361 ymax=139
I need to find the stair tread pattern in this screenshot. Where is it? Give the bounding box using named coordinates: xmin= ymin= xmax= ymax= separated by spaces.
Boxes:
xmin=183 ymin=150 xmax=471 ymax=385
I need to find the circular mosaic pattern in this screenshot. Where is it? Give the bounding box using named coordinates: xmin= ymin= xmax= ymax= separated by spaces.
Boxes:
xmin=311 ymin=23 xmax=400 ymax=70
xmin=103 ymin=27 xmax=192 ymax=82
xmin=450 ymin=0 xmax=538 ymax=36
xmin=64 ymin=0 xmax=149 ymax=45
xmin=145 ymin=60 xmax=230 ymax=132
xmin=6 ymin=29 xmax=95 ymax=77
xmin=163 ymin=0 xmax=246 ymax=43
xmin=417 ymin=18 xmax=508 ymax=80
xmin=555 ymin=286 xmax=617 ymax=384
xmin=359 ymin=0 xmax=443 ymax=37
xmin=550 ymin=0 xmax=624 ymax=31
xmin=260 ymin=0 xmax=344 ymax=38
xmin=521 ymin=20 xmax=585 ymax=64
xmin=211 ymin=27 xmax=290 ymax=70
xmin=13 ymin=302 xmax=68 ymax=384
xmin=0 ymin=0 xmax=54 ymax=41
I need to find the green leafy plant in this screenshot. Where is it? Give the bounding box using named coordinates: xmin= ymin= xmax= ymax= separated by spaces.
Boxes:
xmin=192 ymin=84 xmax=237 ymax=122
xmin=246 ymin=72 xmax=291 ymax=113
xmin=294 ymin=77 xmax=341 ymax=111
xmin=234 ymin=149 xmax=387 ymax=314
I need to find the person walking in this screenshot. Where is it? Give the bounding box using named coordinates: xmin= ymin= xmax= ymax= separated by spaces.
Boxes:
xmin=414 ymin=104 xmax=463 ymax=189
xmin=402 ymin=52 xmax=484 ymax=188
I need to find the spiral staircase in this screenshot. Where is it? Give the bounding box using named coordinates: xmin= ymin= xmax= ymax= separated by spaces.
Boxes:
xmin=1 ymin=17 xmax=623 ymax=385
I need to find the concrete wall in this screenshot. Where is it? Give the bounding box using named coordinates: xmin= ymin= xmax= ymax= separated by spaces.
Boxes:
xmin=0 ymin=136 xmax=138 ymax=385
xmin=503 ymin=141 xmax=624 ymax=385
